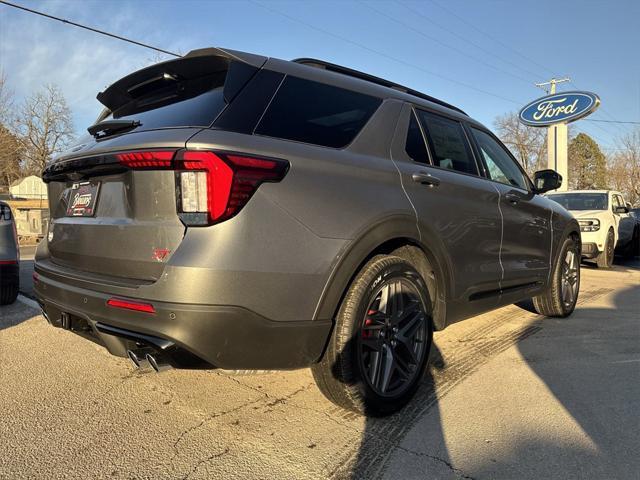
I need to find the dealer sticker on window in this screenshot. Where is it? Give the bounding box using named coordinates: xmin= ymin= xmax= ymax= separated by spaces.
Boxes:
xmin=66 ymin=181 xmax=101 ymax=217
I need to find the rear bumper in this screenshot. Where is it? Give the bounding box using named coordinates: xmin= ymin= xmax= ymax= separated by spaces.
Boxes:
xmin=581 ymin=242 xmax=599 ymax=259
xmin=34 ymin=269 xmax=332 ymax=370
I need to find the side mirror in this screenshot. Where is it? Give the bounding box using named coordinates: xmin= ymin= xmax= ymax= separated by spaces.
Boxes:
xmin=533 ymin=169 xmax=562 ymax=194
xmin=614 ymin=206 xmax=629 ymax=214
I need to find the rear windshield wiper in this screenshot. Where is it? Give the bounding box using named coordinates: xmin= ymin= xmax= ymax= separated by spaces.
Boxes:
xmin=87 ymin=119 xmax=141 ymax=139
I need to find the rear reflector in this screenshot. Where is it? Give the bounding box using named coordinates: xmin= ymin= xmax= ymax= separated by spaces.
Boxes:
xmin=114 ymin=149 xmax=288 ymax=226
xmin=0 ymin=260 xmax=18 ymax=265
xmin=107 ymin=298 xmax=156 ymax=314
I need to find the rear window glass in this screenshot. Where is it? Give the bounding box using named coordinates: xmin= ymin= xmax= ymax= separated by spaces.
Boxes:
xmin=417 ymin=110 xmax=477 ymax=175
xmin=255 ymin=76 xmax=382 ymax=148
xmin=106 ymin=71 xmax=228 ymax=130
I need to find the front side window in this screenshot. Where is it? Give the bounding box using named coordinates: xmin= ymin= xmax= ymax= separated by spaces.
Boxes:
xmin=416 ymin=110 xmax=477 ymax=175
xmin=255 ymin=76 xmax=382 ymax=148
xmin=470 ymin=128 xmax=528 ymax=190
xmin=613 ymin=195 xmax=624 ymax=211
xmin=405 ymin=111 xmax=429 ymax=164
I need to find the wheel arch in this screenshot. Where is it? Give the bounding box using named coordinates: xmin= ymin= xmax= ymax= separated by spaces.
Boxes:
xmin=313 ymin=216 xmax=451 ymax=332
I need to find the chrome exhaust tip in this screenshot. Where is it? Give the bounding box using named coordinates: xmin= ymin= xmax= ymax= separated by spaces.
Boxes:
xmin=127 ymin=349 xmax=152 ymax=369
xmin=145 ymin=353 xmax=171 ymax=373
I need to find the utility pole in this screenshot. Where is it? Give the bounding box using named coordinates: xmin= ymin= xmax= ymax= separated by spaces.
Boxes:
xmin=535 ymin=77 xmax=571 ymax=95
xmin=536 ymin=78 xmax=571 ymax=191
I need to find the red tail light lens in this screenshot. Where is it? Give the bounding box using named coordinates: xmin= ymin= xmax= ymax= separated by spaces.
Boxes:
xmin=116 ymin=150 xmax=175 ymax=169
xmin=174 ymin=151 xmax=289 ymax=226
xmin=115 ymin=149 xmax=288 ymax=226
xmin=107 ymin=297 xmax=156 ymax=314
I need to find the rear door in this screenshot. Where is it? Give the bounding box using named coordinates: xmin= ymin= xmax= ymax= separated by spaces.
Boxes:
xmin=391 ymin=104 xmax=502 ymax=315
xmin=467 ymin=126 xmax=552 ymax=286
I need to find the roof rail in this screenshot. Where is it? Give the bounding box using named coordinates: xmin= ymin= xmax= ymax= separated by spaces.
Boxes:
xmin=292 ymin=58 xmax=467 ymax=116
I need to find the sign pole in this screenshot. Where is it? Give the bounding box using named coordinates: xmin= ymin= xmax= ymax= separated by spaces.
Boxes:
xmin=535 ymin=78 xmax=571 ymax=191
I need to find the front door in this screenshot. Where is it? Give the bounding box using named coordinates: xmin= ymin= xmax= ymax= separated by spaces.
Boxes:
xmin=467 ymin=126 xmax=552 ymax=287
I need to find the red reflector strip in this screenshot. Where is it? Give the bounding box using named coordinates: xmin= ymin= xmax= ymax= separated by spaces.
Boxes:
xmin=107 ymin=298 xmax=155 ymax=314
xmin=116 ymin=150 xmax=175 ymax=169
xmin=0 ymin=260 xmax=18 ymax=265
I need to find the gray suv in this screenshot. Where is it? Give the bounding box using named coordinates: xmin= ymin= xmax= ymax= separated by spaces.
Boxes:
xmin=1 ymin=201 xmax=19 ymax=304
xmin=35 ymin=48 xmax=580 ymax=416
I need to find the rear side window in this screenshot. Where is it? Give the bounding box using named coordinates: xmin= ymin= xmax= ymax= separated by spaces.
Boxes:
xmin=416 ymin=110 xmax=477 ymax=175
xmin=255 ymin=76 xmax=382 ymax=148
xmin=405 ymin=111 xmax=429 ymax=164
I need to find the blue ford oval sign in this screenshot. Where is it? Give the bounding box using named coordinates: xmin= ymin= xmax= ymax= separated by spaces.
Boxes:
xmin=519 ymin=91 xmax=600 ymax=126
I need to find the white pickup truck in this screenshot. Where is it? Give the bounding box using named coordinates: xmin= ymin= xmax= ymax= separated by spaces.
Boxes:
xmin=546 ymin=190 xmax=639 ymax=268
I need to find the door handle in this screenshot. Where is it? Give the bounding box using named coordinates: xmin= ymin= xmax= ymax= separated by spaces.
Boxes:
xmin=411 ymin=172 xmax=440 ymax=187
xmin=504 ymin=192 xmax=520 ymax=204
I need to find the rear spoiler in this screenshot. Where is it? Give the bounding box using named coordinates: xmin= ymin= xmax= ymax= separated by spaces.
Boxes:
xmin=96 ymin=47 xmax=268 ymax=114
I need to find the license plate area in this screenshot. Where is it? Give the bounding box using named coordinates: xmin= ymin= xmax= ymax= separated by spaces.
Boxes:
xmin=66 ymin=181 xmax=101 ymax=217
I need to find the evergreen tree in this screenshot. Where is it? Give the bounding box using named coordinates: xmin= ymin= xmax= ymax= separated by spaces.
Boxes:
xmin=568 ymin=133 xmax=607 ymax=189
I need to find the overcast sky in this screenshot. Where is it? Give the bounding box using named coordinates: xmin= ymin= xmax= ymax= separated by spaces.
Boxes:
xmin=1 ymin=0 xmax=638 ymax=152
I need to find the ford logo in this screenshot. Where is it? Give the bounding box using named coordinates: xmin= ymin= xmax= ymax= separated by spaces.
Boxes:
xmin=519 ymin=91 xmax=600 ymax=127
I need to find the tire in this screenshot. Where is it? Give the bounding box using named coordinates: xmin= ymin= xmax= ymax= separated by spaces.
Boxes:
xmin=596 ymin=229 xmax=615 ymax=268
xmin=311 ymin=255 xmax=433 ymax=416
xmin=532 ymin=235 xmax=580 ymax=317
xmin=0 ymin=282 xmax=19 ymax=305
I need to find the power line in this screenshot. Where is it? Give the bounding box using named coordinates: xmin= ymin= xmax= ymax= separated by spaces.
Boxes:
xmin=360 ymin=1 xmax=534 ymax=86
xmin=428 ymin=0 xmax=560 ymax=79
xmin=395 ymin=1 xmax=544 ymax=81
xmin=250 ymin=0 xmax=521 ymax=105
xmin=0 ymin=0 xmax=180 ymax=57
xmin=585 ymin=119 xmax=640 ymax=125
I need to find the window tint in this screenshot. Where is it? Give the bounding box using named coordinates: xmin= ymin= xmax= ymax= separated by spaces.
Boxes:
xmin=416 ymin=110 xmax=477 ymax=175
xmin=405 ymin=111 xmax=429 ymax=163
xmin=255 ymin=76 xmax=381 ymax=148
xmin=110 ymin=87 xmax=227 ymax=130
xmin=470 ymin=128 xmax=528 ymax=190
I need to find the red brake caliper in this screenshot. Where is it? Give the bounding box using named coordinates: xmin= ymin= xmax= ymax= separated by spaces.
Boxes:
xmin=362 ymin=309 xmax=377 ymax=338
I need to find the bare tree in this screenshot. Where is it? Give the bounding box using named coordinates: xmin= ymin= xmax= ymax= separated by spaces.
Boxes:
xmin=608 ymin=128 xmax=640 ymax=206
xmin=0 ymin=72 xmax=24 ymax=189
xmin=494 ymin=111 xmax=547 ymax=175
xmin=16 ymin=84 xmax=74 ymax=176
xmin=0 ymin=70 xmax=13 ymax=123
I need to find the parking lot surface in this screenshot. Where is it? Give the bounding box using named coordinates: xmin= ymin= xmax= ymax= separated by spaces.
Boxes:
xmin=1 ymin=259 xmax=638 ymax=479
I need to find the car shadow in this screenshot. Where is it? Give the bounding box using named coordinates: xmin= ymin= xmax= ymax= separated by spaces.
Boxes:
xmin=0 ymin=298 xmax=39 ymax=330
xmin=474 ymin=283 xmax=640 ymax=479
xmin=0 ymin=260 xmax=38 ymax=330
xmin=340 ymin=280 xmax=639 ymax=478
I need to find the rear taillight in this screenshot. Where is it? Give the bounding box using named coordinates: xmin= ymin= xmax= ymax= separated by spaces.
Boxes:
xmin=116 ymin=149 xmax=288 ymax=226
xmin=116 ymin=150 xmax=175 ymax=169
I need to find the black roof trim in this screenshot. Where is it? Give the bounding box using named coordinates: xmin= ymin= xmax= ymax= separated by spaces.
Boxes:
xmin=293 ymin=58 xmax=467 ymax=116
